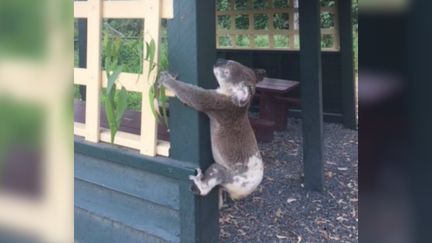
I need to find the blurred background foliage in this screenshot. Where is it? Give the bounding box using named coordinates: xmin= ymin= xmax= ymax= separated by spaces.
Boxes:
xmin=0 ymin=97 xmax=44 ymax=185
xmin=0 ymin=0 xmax=46 ymax=58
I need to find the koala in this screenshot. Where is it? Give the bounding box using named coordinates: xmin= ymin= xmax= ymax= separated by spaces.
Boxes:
xmin=159 ymin=59 xmax=263 ymax=200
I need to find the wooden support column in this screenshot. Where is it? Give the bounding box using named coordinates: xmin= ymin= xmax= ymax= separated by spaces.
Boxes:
xmin=299 ymin=0 xmax=324 ymax=191
xmin=167 ymin=0 xmax=218 ymax=242
xmin=85 ymin=0 xmax=102 ymax=143
xmin=339 ymin=0 xmax=357 ymax=129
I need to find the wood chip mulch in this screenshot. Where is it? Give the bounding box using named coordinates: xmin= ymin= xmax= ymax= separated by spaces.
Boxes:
xmin=219 ymin=118 xmax=358 ymax=243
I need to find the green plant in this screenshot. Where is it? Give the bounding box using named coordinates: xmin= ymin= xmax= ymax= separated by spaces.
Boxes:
xmin=145 ymin=38 xmax=169 ymax=127
xmin=103 ymin=31 xmax=128 ymax=143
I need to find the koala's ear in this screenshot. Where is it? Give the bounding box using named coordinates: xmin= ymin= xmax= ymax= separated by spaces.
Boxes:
xmin=232 ymin=82 xmax=251 ymax=107
xmin=254 ymin=69 xmax=266 ymax=83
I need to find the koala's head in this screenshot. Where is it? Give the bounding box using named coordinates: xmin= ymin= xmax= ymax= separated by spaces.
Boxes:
xmin=213 ymin=59 xmax=261 ymax=107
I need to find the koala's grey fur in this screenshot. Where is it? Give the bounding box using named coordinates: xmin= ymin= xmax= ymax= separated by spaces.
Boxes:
xmin=159 ymin=59 xmax=264 ymax=199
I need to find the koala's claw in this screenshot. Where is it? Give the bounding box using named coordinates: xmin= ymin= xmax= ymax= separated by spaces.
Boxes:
xmin=190 ymin=182 xmax=201 ymax=195
xmin=195 ymin=168 xmax=203 ymax=178
xmin=189 ymin=168 xmax=203 ymax=195
xmin=157 ymin=71 xmax=177 ymax=88
xmin=188 ymin=168 xmax=202 ymax=181
xmin=158 ymin=72 xmax=176 ymax=81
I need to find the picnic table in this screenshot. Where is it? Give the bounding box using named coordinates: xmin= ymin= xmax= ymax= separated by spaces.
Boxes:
xmin=256 ymin=77 xmax=300 ymax=131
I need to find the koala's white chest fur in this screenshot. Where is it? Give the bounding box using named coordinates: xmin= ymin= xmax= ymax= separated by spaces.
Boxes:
xmin=223 ymin=153 xmax=264 ymax=199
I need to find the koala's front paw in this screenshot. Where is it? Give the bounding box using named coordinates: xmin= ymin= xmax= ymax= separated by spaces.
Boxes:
xmin=189 ymin=168 xmax=202 ymax=179
xmin=189 ymin=168 xmax=203 ymax=195
xmin=158 ymin=71 xmax=176 ymax=88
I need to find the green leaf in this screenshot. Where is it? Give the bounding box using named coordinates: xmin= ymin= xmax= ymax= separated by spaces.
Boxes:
xmin=149 ymin=39 xmax=156 ymax=62
xmin=109 ymin=83 xmax=117 ymax=109
xmin=148 ymin=85 xmax=160 ymax=122
xmin=105 ymin=55 xmax=112 ymax=71
xmin=146 ymin=39 xmax=156 ymax=80
xmin=159 ymin=85 xmax=169 ymax=126
xmin=101 ymin=31 xmax=129 ymax=144
xmin=105 ymin=37 xmax=113 ymax=62
xmin=107 ymin=70 xmax=121 ymax=93
xmin=116 ymin=86 xmax=128 ymax=124
xmin=110 ymin=124 xmax=118 ymax=144
xmin=137 ymin=42 xmax=143 ymax=71
xmin=113 ymin=37 xmax=122 ymax=59
xmin=145 ymin=41 xmax=151 ymax=60
xmin=103 ymin=31 xmax=109 ymax=54
xmin=104 ymin=94 xmax=117 ymax=144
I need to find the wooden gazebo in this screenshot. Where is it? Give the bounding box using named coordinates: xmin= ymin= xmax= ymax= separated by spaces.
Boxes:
xmin=74 ymin=0 xmax=356 ymax=242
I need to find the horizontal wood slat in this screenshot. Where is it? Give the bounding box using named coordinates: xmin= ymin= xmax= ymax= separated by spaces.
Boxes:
xmin=75 ymin=153 xmax=180 ymax=210
xmin=74 ymin=68 xmax=175 ymax=96
xmin=98 ymin=129 xmax=170 ymax=157
xmin=74 ymin=0 xmax=173 ymax=19
xmin=74 ymin=122 xmax=86 ymax=137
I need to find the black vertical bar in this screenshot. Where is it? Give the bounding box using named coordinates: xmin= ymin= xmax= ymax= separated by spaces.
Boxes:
xmin=339 ymin=0 xmax=357 ymax=129
xmin=78 ymin=18 xmax=87 ymax=101
xmin=299 ymin=0 xmax=324 ymax=191
xmin=167 ymin=0 xmax=218 ymax=242
xmin=409 ymin=1 xmax=432 ymax=241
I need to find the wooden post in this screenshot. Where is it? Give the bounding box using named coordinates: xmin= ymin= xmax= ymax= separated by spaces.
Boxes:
xmin=85 ymin=0 xmax=102 ymax=143
xmin=339 ymin=0 xmax=357 ymax=129
xmin=299 ymin=0 xmax=324 ymax=191
xmin=167 ymin=0 xmax=219 ymax=242
xmin=140 ymin=0 xmax=161 ymax=156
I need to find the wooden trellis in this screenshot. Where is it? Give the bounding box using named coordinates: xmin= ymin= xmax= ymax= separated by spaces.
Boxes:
xmin=73 ymin=0 xmax=173 ymax=156
xmin=216 ymin=0 xmax=340 ymax=50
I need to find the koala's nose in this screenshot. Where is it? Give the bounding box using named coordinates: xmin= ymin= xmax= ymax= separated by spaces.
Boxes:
xmin=214 ymin=58 xmax=228 ymax=67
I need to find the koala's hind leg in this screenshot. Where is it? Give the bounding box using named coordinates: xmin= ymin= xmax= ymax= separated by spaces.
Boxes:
xmin=189 ymin=163 xmax=228 ymax=196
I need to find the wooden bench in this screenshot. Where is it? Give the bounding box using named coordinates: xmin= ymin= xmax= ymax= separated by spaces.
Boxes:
xmin=250 ymin=118 xmax=276 ymax=143
xmin=75 ymin=100 xmax=272 ymax=144
xmin=256 ymin=78 xmax=300 ymax=131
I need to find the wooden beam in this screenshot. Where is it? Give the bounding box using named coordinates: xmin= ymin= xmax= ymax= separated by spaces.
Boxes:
xmin=139 ymin=0 xmax=162 ymax=156
xmin=85 ymin=0 xmax=102 ymax=143
xmin=74 ymin=0 xmax=174 ymax=19
xmin=339 ymin=0 xmax=357 ymax=129
xmin=299 ymin=0 xmax=324 ymax=191
xmin=75 ymin=139 xmax=195 ymax=181
xmin=167 ymin=0 xmax=219 ymax=242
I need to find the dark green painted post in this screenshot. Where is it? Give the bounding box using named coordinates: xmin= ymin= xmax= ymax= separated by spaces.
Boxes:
xmin=78 ymin=18 xmax=87 ymax=100
xmin=167 ymin=0 xmax=219 ymax=242
xmin=339 ymin=0 xmax=357 ymax=129
xmin=299 ymin=0 xmax=324 ymax=191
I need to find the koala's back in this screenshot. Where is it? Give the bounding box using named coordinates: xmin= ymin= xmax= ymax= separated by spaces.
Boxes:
xmin=209 ymin=111 xmax=264 ymax=199
xmin=210 ymin=112 xmax=259 ymax=169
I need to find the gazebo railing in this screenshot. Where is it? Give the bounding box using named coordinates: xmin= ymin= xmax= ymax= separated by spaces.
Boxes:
xmin=73 ymin=0 xmax=173 ymax=157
